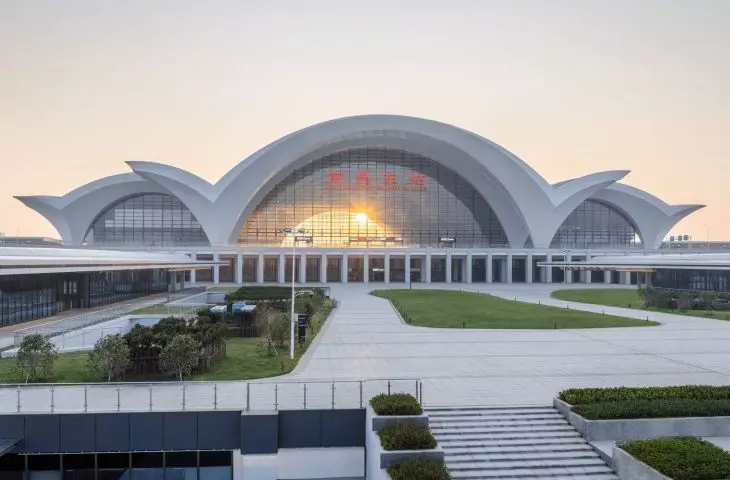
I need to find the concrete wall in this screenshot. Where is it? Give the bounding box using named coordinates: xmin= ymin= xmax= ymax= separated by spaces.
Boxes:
xmin=612 ymin=447 xmax=671 ymax=480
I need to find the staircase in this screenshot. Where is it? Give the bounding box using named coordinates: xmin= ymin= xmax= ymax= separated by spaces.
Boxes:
xmin=427 ymin=405 xmax=618 ymax=479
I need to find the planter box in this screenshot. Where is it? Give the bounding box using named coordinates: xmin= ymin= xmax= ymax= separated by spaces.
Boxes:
xmin=365 ymin=404 xmax=442 ymax=480
xmin=368 ymin=405 xmax=429 ymax=432
xmin=554 ymin=397 xmax=730 ymax=442
xmin=612 ymin=447 xmax=671 ymax=480
xmin=570 ymin=412 xmax=730 ymax=442
xmin=379 ymin=446 xmax=444 ymax=469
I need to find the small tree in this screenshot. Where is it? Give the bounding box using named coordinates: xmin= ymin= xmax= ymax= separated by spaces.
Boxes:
xmin=676 ymin=291 xmax=693 ymax=311
xmin=88 ymin=334 xmax=131 ymax=382
xmin=255 ymin=306 xmax=289 ymax=355
xmin=159 ymin=334 xmax=200 ymax=381
xmin=16 ymin=334 xmax=57 ymax=383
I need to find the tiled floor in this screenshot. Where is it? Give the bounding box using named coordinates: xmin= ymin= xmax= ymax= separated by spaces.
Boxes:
xmin=291 ymin=283 xmax=730 ymax=406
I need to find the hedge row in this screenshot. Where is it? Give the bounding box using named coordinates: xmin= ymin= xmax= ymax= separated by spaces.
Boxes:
xmin=620 ymin=437 xmax=730 ymax=480
xmin=370 ymin=393 xmax=423 ymax=416
xmin=559 ymin=385 xmax=730 ymax=405
xmin=225 ymin=286 xmax=324 ymax=302
xmin=388 ymin=458 xmax=452 ymax=480
xmin=377 ymin=421 xmax=437 ymax=451
xmin=574 ymin=398 xmax=730 ymax=420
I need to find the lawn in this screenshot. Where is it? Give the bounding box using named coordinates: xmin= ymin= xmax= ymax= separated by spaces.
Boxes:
xmin=551 ymin=288 xmax=730 ymax=320
xmin=129 ymin=304 xmax=202 ymax=315
xmin=371 ymin=289 xmax=657 ymax=329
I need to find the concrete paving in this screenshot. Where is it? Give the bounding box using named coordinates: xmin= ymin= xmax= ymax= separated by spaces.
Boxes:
xmin=290 ymin=283 xmax=730 ymax=407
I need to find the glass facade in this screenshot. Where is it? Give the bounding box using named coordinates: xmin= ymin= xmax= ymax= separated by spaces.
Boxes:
xmin=653 ymin=269 xmax=730 ymax=292
xmin=85 ymin=194 xmax=209 ymax=247
xmin=0 ymin=451 xmax=231 ymax=480
xmin=550 ymin=200 xmax=641 ymax=249
xmin=0 ymin=270 xmax=169 ymax=326
xmin=239 ymin=147 xmax=508 ymax=248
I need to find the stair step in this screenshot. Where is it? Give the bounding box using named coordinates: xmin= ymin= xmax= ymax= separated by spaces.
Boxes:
xmin=446 ymin=450 xmax=601 ymax=462
xmin=449 ymin=465 xmax=616 ymax=478
xmin=433 ymin=425 xmax=577 ymax=435
xmin=430 ymin=414 xmax=566 ymax=422
xmin=443 ymin=444 xmax=594 ymax=454
xmin=431 ymin=419 xmax=569 ymax=428
xmin=451 ymin=474 xmax=618 ymax=480
xmin=427 ymin=407 xmax=557 ymax=415
xmin=449 ymin=458 xmax=610 ymax=469
xmin=436 ymin=432 xmax=582 ymax=442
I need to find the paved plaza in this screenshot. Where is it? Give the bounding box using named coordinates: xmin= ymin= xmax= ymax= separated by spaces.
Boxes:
xmin=291 ymin=284 xmax=730 ymax=406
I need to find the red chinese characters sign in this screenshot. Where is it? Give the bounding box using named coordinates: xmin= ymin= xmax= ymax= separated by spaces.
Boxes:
xmin=325 ymin=171 xmax=427 ymax=191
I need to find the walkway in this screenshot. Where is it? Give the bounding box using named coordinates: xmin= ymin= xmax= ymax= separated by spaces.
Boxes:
xmin=291 ymin=283 xmax=730 ymax=406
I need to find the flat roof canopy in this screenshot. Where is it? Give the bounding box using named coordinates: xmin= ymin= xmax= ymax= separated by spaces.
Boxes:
xmin=539 ymin=253 xmax=730 ymax=272
xmin=0 ymin=247 xmax=221 ymax=276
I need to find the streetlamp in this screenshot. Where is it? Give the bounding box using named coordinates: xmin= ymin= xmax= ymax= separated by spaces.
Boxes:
xmin=561 ymin=248 xmax=570 ymax=284
xmin=279 ymin=227 xmax=307 ymax=359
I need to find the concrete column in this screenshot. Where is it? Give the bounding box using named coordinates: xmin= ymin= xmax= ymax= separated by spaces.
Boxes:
xmin=299 ymin=253 xmax=307 ymax=283
xmin=363 ymin=254 xmax=369 ymax=283
xmin=446 ymin=251 xmax=452 ymax=284
xmin=320 ymin=254 xmax=327 ymax=283
xmin=190 ymin=268 xmax=196 ymax=284
xmin=213 ymin=253 xmax=220 ymax=284
xmin=235 ymin=253 xmax=243 ymax=284
xmin=257 ymin=254 xmax=264 ymax=284
xmin=604 ymin=270 xmax=612 ymax=284
xmin=384 ymin=253 xmax=390 ymax=283
xmin=546 ymin=254 xmax=553 ymax=283
xmin=486 ymin=253 xmax=493 ymax=283
xmin=621 ymin=271 xmax=631 ymax=285
xmin=341 ymin=254 xmax=348 ymax=284
xmin=526 ymin=253 xmax=533 ymax=284
xmin=278 ymin=253 xmax=286 ymax=284
xmin=425 ymin=253 xmax=432 ymax=284
xmin=405 ymin=253 xmax=411 ymax=283
xmin=565 ymin=253 xmax=572 ymax=284
xmin=506 ymin=253 xmax=513 ymax=283
xmin=466 ymin=253 xmax=473 ymax=284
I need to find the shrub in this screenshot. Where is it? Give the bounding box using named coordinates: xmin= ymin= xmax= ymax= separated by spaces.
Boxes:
xmin=159 ymin=334 xmax=200 ymax=380
xmin=387 ymin=458 xmax=452 ymax=480
xmin=15 ymin=334 xmax=57 ymax=383
xmin=574 ymin=398 xmax=730 ymax=420
xmin=87 ymin=334 xmax=131 ymax=382
xmin=620 ymin=437 xmax=730 ymax=480
xmin=378 ymin=421 xmax=436 ymax=451
xmin=559 ymin=385 xmax=730 ymax=405
xmin=370 ymin=393 xmax=423 ymax=416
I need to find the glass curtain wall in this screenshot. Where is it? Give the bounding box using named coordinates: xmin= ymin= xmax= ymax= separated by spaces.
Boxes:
xmin=0 ymin=452 xmax=232 ymax=480
xmin=239 ymin=147 xmax=508 ymax=248
xmin=0 ymin=274 xmax=58 ymax=326
xmin=85 ymin=194 xmax=210 ymax=248
xmin=550 ymin=200 xmax=641 ymax=249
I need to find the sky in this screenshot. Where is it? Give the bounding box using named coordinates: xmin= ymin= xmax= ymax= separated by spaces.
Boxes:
xmin=1 ymin=0 xmax=729 ymax=241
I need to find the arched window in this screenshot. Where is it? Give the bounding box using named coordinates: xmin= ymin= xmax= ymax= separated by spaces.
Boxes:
xmin=239 ymin=147 xmax=508 ymax=248
xmin=550 ymin=200 xmax=641 ymax=249
xmin=85 ymin=194 xmax=209 ymax=247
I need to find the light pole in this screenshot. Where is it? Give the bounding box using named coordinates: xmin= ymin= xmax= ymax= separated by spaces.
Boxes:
xmin=280 ymin=227 xmax=307 ymax=359
xmin=561 ymin=249 xmax=570 ymax=284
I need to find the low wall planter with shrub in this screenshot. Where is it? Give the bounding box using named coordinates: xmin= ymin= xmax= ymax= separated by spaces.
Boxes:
xmin=614 ymin=437 xmax=730 ymax=480
xmin=387 ymin=458 xmax=452 ymax=480
xmin=369 ymin=393 xmax=427 ymax=431
xmin=555 ymin=386 xmax=730 ymax=442
xmin=365 ymin=393 xmax=445 ymax=479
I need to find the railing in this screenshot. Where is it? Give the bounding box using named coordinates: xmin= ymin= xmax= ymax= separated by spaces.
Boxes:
xmin=0 ymin=378 xmax=422 ymax=414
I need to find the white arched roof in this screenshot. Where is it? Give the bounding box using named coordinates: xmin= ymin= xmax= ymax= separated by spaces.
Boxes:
xmin=17 ymin=115 xmax=702 ymax=249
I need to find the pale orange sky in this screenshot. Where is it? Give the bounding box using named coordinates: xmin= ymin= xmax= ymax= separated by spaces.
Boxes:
xmin=1 ymin=0 xmax=728 ymax=241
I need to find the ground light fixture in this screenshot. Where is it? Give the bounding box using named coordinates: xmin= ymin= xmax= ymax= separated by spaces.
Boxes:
xmin=279 ymin=227 xmax=307 ymax=359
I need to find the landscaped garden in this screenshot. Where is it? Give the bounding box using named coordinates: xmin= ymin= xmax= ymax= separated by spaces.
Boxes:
xmin=371 ymin=289 xmax=658 ymax=329
xmin=552 ymin=288 xmax=730 ymax=320
xmin=619 ymin=437 xmax=730 ymax=480
xmin=0 ymin=287 xmax=331 ymax=383
xmin=559 ymin=385 xmax=730 ymax=420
